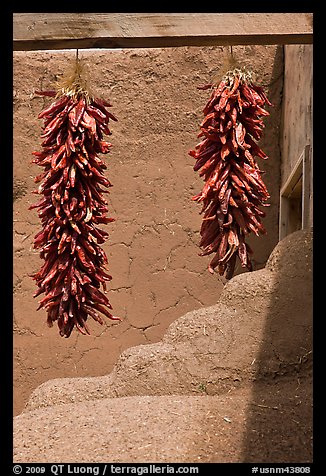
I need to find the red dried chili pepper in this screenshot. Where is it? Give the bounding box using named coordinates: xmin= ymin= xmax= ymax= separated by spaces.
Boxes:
xmin=30 ymin=60 xmax=121 ymax=337
xmin=189 ymin=69 xmax=272 ymax=279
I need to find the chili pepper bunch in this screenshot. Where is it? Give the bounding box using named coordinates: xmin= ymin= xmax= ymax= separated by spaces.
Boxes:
xmin=30 ymin=60 xmax=120 ymax=337
xmin=189 ymin=69 xmax=272 ymax=279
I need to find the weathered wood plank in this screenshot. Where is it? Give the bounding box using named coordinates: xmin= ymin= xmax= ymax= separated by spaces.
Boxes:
xmin=13 ymin=13 xmax=313 ymax=50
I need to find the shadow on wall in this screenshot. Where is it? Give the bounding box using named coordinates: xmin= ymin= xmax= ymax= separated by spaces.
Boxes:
xmin=240 ymin=229 xmax=313 ymax=462
xmin=240 ymin=44 xmax=313 ymax=463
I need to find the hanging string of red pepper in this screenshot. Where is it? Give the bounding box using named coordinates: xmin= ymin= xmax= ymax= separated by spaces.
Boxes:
xmin=189 ymin=68 xmax=272 ymax=279
xmin=30 ymin=57 xmax=121 ymax=337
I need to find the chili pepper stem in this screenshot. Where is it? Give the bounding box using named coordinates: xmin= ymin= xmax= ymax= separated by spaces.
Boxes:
xmin=222 ymin=67 xmax=256 ymax=86
xmin=55 ymin=56 xmax=93 ymax=102
xmin=212 ymin=47 xmax=254 ymax=86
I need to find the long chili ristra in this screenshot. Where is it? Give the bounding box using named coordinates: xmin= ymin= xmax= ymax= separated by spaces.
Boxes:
xmin=189 ymin=68 xmax=272 ymax=279
xmin=30 ymin=59 xmax=120 ymax=337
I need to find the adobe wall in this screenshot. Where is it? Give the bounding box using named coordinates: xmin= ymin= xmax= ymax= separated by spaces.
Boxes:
xmin=13 ymin=45 xmax=283 ymax=415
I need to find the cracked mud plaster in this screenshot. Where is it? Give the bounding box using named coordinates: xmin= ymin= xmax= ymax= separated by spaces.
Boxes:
xmin=13 ymin=45 xmax=283 ymax=415
xmin=23 ymin=229 xmax=312 ymax=418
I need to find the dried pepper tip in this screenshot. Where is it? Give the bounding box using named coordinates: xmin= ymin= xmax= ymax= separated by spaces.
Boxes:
xmin=189 ymin=70 xmax=272 ymax=280
xmin=31 ymin=59 xmax=119 ymax=337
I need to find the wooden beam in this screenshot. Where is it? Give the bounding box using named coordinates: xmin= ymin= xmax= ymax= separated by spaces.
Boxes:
xmin=13 ymin=13 xmax=313 ymax=51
